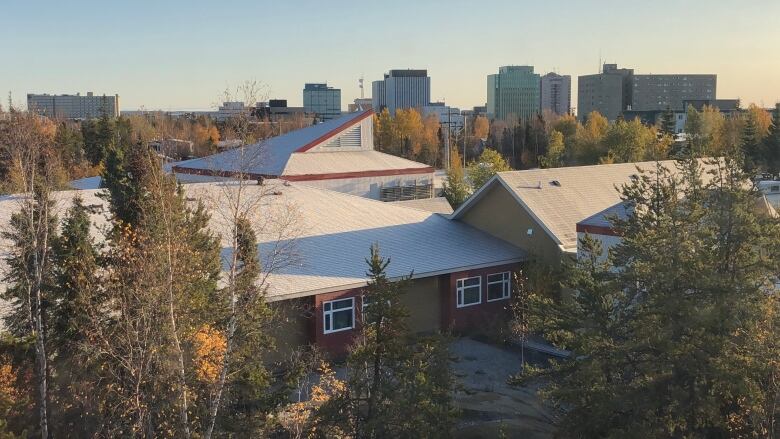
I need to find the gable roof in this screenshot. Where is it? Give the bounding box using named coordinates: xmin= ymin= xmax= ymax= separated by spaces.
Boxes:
xmin=452 ymin=160 xmax=715 ymax=253
xmin=171 ymin=110 xmax=433 ymax=180
xmin=0 ymin=182 xmax=524 ymax=305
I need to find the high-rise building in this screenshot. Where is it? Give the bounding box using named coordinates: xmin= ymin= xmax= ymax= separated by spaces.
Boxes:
xmin=540 ymin=72 xmax=571 ymax=115
xmin=487 ymin=66 xmax=540 ymax=121
xmin=372 ymin=69 xmax=431 ymax=115
xmin=303 ymin=83 xmax=341 ymax=120
xmin=630 ymin=74 xmax=716 ymax=111
xmin=27 ymin=92 xmax=120 ymax=119
xmin=371 ymin=80 xmax=386 ymax=112
xmin=577 ymin=64 xmax=634 ymax=121
xmin=577 ymin=64 xmax=717 ymax=121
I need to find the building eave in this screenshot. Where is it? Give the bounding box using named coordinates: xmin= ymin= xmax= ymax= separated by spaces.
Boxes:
xmin=265 ymin=256 xmax=526 ymax=303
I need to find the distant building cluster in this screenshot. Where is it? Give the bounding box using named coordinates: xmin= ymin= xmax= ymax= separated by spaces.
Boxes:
xmin=578 ymin=63 xmax=720 ymax=122
xmin=27 ymin=92 xmax=120 ymax=119
xmin=26 ymin=62 xmax=741 ymax=137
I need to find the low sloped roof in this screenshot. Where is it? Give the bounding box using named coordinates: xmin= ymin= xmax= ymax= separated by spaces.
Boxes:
xmin=452 ymin=160 xmax=717 ymax=253
xmin=0 ymin=182 xmax=524 ymax=304
xmin=389 ymin=197 xmax=454 ymax=215
xmin=282 ymin=150 xmax=430 ymax=178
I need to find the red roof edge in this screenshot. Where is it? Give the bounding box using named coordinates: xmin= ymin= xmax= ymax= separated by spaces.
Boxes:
xmin=294 ymin=109 xmax=375 ymax=153
xmin=576 ymin=223 xmax=620 ymax=237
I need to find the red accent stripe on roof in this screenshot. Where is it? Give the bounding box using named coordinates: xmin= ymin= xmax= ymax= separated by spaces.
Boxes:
xmin=281 ymin=167 xmax=434 ymax=182
xmin=294 ymin=109 xmax=375 ymax=153
xmin=576 ymin=224 xmax=620 ymax=237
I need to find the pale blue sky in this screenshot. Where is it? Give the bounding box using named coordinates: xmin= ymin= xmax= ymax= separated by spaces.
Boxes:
xmin=2 ymin=0 xmax=779 ymax=112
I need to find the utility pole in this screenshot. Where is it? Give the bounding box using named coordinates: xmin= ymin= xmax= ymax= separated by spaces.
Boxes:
xmin=445 ymin=108 xmax=451 ymax=170
xmin=463 ymin=113 xmax=467 ymax=168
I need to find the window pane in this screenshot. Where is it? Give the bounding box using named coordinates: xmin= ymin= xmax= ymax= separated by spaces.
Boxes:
xmin=463 ymin=286 xmax=480 ymax=304
xmin=487 ymin=273 xmax=502 ymax=283
xmin=325 ymin=314 xmax=331 ymax=331
xmin=464 ymin=277 xmax=480 ymax=287
xmin=332 ymin=309 xmax=353 ymax=330
xmin=324 ymin=302 xmax=331 ymax=312
xmin=488 ymin=282 xmax=505 ymax=300
xmin=333 ymin=299 xmax=352 ymax=310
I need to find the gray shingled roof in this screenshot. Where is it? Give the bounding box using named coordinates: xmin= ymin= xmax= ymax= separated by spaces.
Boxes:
xmin=388 ymin=197 xmax=454 ymax=215
xmin=452 ymin=160 xmax=717 ymax=253
xmin=172 ymin=111 xmax=372 ymax=177
xmin=0 ymin=182 xmax=524 ymax=305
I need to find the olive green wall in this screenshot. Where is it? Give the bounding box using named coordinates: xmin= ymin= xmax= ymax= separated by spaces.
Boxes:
xmin=399 ymin=276 xmax=442 ymax=333
xmin=458 ymin=182 xmax=562 ymax=265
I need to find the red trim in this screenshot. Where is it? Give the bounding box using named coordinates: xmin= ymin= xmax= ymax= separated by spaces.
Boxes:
xmin=294 ymin=109 xmax=375 ymax=153
xmin=171 ymin=164 xmax=434 ymax=182
xmin=576 ymin=223 xmax=620 ymax=237
xmin=282 ymin=166 xmax=434 ymax=182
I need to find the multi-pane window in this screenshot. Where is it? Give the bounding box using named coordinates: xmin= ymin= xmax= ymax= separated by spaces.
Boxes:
xmin=456 ymin=276 xmax=482 ymax=308
xmin=487 ymin=272 xmax=511 ymax=302
xmin=323 ymin=298 xmax=354 ymax=334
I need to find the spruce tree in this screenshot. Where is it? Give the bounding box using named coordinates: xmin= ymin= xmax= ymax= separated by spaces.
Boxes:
xmin=763 ymin=103 xmax=780 ymax=177
xmin=660 ymin=105 xmax=676 ymax=136
xmin=520 ymin=158 xmax=780 ymax=437
xmin=741 ymin=112 xmax=762 ymax=174
xmin=318 ymin=244 xmax=456 ymax=438
xmin=48 ymin=196 xmax=100 ymax=435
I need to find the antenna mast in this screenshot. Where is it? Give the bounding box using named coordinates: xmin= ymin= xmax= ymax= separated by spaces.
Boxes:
xmin=359 ymin=75 xmax=364 ymax=99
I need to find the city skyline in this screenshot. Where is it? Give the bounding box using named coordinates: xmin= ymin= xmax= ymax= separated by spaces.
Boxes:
xmin=3 ymin=0 xmax=780 ymax=112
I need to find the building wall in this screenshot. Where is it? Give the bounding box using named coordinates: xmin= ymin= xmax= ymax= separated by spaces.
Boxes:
xmin=295 ymin=172 xmax=434 ymax=200
xmin=27 ymin=93 xmax=120 ymax=119
xmin=458 ymin=182 xmax=562 ymax=264
xmin=487 ymin=66 xmax=541 ymax=121
xmin=384 ymin=71 xmax=431 ymax=115
xmin=631 ymin=74 xmax=716 ymax=111
xmin=540 ymin=73 xmax=571 ymax=115
xmin=576 ymin=231 xmax=622 ymax=264
xmin=371 ymin=80 xmax=386 ymax=112
xmin=267 ymin=298 xmax=316 ymax=363
xmin=577 ymin=74 xmax=625 ymax=121
xmin=310 ymin=265 xmax=516 ymax=356
xmin=442 ymin=264 xmax=518 ymax=333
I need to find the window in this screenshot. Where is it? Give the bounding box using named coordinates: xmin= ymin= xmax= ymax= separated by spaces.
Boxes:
xmin=323 ymin=298 xmax=354 ymax=334
xmin=487 ymin=272 xmax=511 ymax=302
xmin=456 ymin=276 xmax=482 ymax=308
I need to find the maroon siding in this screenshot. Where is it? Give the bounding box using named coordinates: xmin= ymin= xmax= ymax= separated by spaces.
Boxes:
xmin=441 ymin=263 xmax=520 ymax=333
xmin=312 ymin=288 xmax=364 ymax=356
xmin=306 ymin=263 xmax=521 ymax=356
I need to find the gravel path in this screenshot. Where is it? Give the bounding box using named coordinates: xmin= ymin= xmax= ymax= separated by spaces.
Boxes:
xmin=449 ymin=337 xmax=557 ymax=438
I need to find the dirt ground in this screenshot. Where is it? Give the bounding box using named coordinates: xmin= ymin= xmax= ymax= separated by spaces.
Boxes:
xmin=449 ymin=338 xmax=557 ymax=438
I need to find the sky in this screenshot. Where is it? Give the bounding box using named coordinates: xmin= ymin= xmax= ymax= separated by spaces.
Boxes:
xmin=2 ymin=0 xmax=780 ymax=113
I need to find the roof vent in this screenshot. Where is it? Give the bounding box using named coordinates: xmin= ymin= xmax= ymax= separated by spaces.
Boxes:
xmin=549 ymin=180 xmax=561 ymax=187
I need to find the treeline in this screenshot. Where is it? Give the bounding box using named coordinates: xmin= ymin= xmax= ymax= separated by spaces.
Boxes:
xmin=375 ymin=103 xmax=780 ymax=180
xmin=513 ymin=156 xmax=780 ymax=437
xmin=0 ymin=110 xmax=455 ymax=437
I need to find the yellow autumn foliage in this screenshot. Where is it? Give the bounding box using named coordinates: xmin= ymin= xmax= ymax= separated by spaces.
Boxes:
xmin=192 ymin=325 xmax=227 ymax=383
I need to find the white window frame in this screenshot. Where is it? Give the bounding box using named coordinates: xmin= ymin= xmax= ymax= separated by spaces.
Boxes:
xmin=486 ymin=272 xmax=511 ymax=302
xmin=323 ymin=297 xmax=355 ymax=334
xmin=456 ymin=276 xmax=482 ymax=308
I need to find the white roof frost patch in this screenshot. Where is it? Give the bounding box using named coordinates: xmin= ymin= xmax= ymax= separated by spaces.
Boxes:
xmin=0 ymin=181 xmax=524 ymax=307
